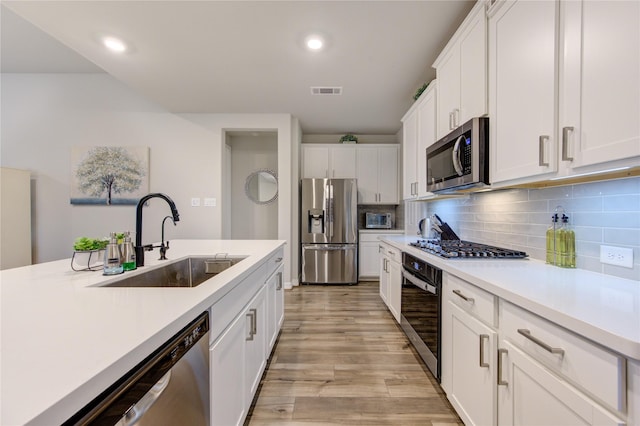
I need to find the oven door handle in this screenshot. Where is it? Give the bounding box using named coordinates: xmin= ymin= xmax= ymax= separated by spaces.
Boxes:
xmin=402 ymin=270 xmax=436 ymax=295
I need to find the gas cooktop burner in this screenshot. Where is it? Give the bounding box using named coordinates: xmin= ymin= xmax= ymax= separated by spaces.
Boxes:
xmin=409 ymin=239 xmax=528 ymax=259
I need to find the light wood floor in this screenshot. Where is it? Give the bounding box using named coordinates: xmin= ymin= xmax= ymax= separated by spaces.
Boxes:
xmin=246 ymin=281 xmax=463 ymax=426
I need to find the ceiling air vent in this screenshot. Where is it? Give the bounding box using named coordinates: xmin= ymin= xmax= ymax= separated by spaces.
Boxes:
xmin=311 ymin=87 xmax=342 ymax=95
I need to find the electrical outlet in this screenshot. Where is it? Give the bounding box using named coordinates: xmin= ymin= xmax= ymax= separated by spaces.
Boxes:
xmin=600 ymin=245 xmax=633 ymax=268
xmin=191 ymin=197 xmax=201 ymax=207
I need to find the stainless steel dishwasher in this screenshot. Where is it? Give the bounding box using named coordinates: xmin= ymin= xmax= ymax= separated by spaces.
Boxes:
xmin=65 ymin=311 xmax=210 ymax=426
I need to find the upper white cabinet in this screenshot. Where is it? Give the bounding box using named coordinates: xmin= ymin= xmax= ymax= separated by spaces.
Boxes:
xmin=433 ymin=1 xmax=487 ymax=140
xmin=302 ymin=145 xmax=356 ymax=179
xmin=402 ymin=82 xmax=437 ymax=200
xmin=489 ymin=0 xmax=640 ymax=185
xmin=559 ymin=0 xmax=640 ymax=172
xmin=356 ymin=145 xmax=399 ymax=204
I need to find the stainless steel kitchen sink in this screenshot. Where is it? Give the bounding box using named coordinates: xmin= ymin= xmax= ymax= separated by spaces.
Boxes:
xmin=100 ymin=256 xmax=246 ymax=288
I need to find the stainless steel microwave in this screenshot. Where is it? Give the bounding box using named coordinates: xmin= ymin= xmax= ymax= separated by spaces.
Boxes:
xmin=365 ymin=212 xmax=392 ymax=229
xmin=426 ymin=117 xmax=489 ymax=193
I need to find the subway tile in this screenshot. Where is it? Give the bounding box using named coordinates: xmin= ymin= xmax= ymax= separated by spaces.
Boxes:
xmin=548 ymin=197 xmax=602 ymax=213
xmin=573 ymin=212 xmax=640 ymax=228
xmin=574 ymin=226 xmax=603 ymax=243
xmin=602 ymin=263 xmax=640 ymax=281
xmin=603 ymin=194 xmax=640 ymax=212
xmin=512 ymin=223 xmax=547 ymax=236
xmin=577 ymin=256 xmax=604 ymax=274
xmin=529 ymin=186 xmax=572 ymax=201
xmin=576 ymin=241 xmax=601 ymax=258
xmin=603 ymin=228 xmax=640 ymax=247
xmin=572 ymin=177 xmax=640 ymax=197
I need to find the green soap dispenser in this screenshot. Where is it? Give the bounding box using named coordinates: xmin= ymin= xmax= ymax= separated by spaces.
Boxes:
xmin=558 ymin=214 xmax=576 ymax=268
xmin=546 ymin=213 xmax=559 ymax=265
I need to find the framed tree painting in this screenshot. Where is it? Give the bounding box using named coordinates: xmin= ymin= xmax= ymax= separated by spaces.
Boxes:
xmin=70 ymin=146 xmax=149 ymax=205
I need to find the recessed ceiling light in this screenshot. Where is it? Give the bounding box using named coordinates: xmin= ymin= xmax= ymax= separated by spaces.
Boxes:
xmin=102 ymin=36 xmax=127 ymax=53
xmin=305 ymin=35 xmax=324 ymax=51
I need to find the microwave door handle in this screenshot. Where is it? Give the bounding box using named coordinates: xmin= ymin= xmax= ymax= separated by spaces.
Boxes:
xmin=452 ymin=135 xmax=465 ymax=176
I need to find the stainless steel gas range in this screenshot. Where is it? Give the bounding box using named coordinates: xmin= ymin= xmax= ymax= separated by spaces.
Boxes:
xmin=400 ymin=238 xmax=527 ymax=381
xmin=409 ymin=239 xmax=528 ymax=259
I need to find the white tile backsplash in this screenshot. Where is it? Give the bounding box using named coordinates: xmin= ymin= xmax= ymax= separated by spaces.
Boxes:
xmin=407 ymin=176 xmax=640 ymax=281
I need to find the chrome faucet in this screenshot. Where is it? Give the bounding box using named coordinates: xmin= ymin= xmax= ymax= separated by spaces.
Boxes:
xmin=159 ymin=215 xmax=176 ymax=260
xmin=135 ymin=193 xmax=180 ymax=267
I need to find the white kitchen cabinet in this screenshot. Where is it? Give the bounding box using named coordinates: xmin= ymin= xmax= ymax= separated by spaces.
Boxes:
xmin=497 ymin=340 xmax=625 ymax=426
xmin=448 ymin=302 xmax=497 ymax=426
xmin=402 ymin=83 xmax=437 ymax=200
xmin=356 ymin=145 xmax=399 ymax=204
xmin=302 ymin=144 xmax=356 ymax=179
xmin=442 ymin=275 xmax=497 ymax=426
xmin=489 ymin=0 xmax=640 ymax=186
xmin=210 ymin=305 xmax=246 ymax=426
xmin=0 ymin=168 xmax=31 ymax=270
xmin=245 ymin=285 xmax=267 ymax=402
xmin=266 ymin=264 xmax=284 ymax=351
xmin=558 ymin=0 xmax=640 ymax=172
xmin=433 ymin=1 xmax=487 ymax=140
xmin=489 ymin=0 xmax=558 ymax=184
xmin=378 ymin=242 xmax=401 ymax=323
xmin=359 ymin=231 xmax=404 ymax=280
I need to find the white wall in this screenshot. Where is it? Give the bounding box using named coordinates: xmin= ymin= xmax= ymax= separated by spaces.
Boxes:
xmin=1 ymin=73 xmax=299 ymax=287
xmin=1 ymin=73 xmax=222 ymax=263
xmin=227 ymin=133 xmax=278 ymax=240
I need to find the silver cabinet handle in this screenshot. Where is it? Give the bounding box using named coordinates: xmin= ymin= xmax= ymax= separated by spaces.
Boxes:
xmin=276 ymin=272 xmax=283 ymax=290
xmin=452 ymin=289 xmax=475 ymax=303
xmin=449 ymin=111 xmax=454 ymax=130
xmin=539 ymin=135 xmax=550 ymax=166
xmin=379 ymin=245 xmax=385 ymax=254
xmin=562 ymin=126 xmax=574 ymax=161
xmin=453 ymin=108 xmax=459 ymax=128
xmin=517 ymin=329 xmax=565 ymax=356
xmin=250 ymin=308 xmax=258 ymax=336
xmin=497 ymin=348 xmax=508 ymax=386
xmin=246 ymin=311 xmax=255 ymax=341
xmin=275 ymin=257 xmax=283 ymax=263
xmin=479 ymin=334 xmax=490 ymax=368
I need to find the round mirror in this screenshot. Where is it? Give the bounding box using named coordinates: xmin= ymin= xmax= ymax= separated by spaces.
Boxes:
xmin=245 ymin=169 xmax=278 ymax=205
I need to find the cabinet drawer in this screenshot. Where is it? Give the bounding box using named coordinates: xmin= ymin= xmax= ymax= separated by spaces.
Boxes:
xmin=265 ymin=247 xmax=284 ymax=280
xmin=210 ymin=262 xmax=267 ymax=343
xmin=446 ymin=274 xmax=496 ymax=327
xmin=379 ymin=243 xmax=401 ymax=263
xmin=501 ymin=300 xmax=625 ymax=413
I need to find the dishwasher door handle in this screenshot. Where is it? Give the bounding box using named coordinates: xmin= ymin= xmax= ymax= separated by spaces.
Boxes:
xmin=119 ymin=371 xmax=172 ymax=426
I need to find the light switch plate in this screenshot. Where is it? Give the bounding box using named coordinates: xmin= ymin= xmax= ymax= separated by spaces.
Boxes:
xmin=600 ymin=245 xmax=633 ymax=268
xmin=204 ymin=198 xmax=216 ymax=207
xmin=191 ymin=197 xmax=201 ymax=207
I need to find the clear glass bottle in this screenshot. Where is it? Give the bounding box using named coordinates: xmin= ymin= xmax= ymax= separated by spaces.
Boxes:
xmin=558 ymin=214 xmax=576 ymax=268
xmin=546 ymin=214 xmax=558 ymax=265
xmin=120 ymin=231 xmax=137 ymax=271
xmin=103 ymin=232 xmax=124 ymax=275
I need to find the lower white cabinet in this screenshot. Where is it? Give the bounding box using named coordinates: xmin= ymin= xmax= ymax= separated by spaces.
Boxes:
xmin=266 ymin=264 xmax=284 ymax=351
xmin=497 ymin=340 xmax=624 ymax=426
xmin=378 ymin=242 xmax=401 ymax=323
xmin=448 ymin=302 xmax=497 ymax=426
xmin=359 ymin=231 xmax=403 ymax=280
xmin=209 ymin=248 xmax=284 ymax=426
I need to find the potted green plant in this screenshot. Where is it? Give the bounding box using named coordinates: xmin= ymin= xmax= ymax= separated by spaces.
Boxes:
xmin=413 ymin=80 xmax=433 ymax=101
xmin=71 ymin=237 xmax=109 ymax=271
xmin=339 ymin=134 xmax=358 ymax=144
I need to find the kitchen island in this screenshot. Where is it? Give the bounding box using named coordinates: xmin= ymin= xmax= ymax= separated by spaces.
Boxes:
xmin=0 ymin=239 xmax=285 ymax=425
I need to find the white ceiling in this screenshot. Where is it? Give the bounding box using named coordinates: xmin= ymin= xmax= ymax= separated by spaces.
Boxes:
xmin=1 ymin=1 xmax=475 ymax=135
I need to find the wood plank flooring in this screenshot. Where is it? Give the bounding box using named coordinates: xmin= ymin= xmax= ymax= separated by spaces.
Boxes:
xmin=246 ymin=282 xmax=462 ymax=426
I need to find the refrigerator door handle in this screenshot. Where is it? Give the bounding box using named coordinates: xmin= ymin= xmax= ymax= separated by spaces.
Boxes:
xmin=327 ymin=182 xmax=334 ymax=240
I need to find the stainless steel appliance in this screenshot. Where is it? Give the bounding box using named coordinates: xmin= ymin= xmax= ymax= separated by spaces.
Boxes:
xmin=401 ymin=252 xmax=442 ymax=381
xmin=426 ymin=117 xmax=489 ymax=193
xmin=300 ymin=178 xmax=358 ymax=284
xmin=66 ymin=312 xmax=210 ymax=425
xmin=365 ymin=212 xmax=392 ymax=229
xmin=409 ymin=239 xmax=528 ymax=259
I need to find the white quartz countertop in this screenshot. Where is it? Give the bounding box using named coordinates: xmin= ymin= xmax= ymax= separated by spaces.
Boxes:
xmin=0 ymin=239 xmax=285 ymax=426
xmin=381 ymin=236 xmax=640 ymax=361
xmin=359 ymin=229 xmax=405 ymax=234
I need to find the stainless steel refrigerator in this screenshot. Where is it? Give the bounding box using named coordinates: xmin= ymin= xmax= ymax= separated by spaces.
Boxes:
xmin=300 ymin=178 xmax=358 ymax=284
